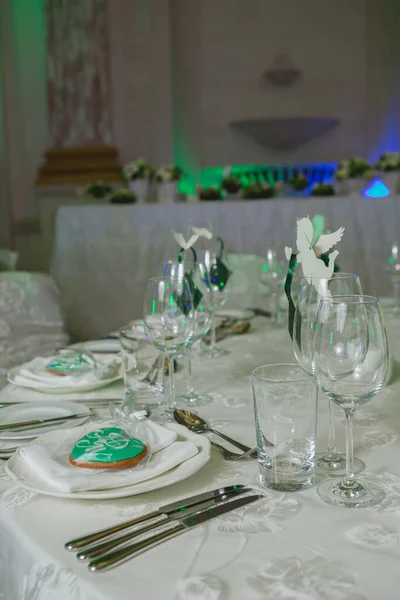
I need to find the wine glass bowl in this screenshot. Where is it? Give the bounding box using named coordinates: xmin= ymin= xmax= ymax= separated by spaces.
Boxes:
xmin=143 ymin=276 xmax=194 ymax=421
xmin=200 ymin=248 xmax=232 ymax=358
xmin=313 ymin=295 xmax=389 ymax=508
xmin=293 ymin=273 xmax=365 ymax=476
xmin=159 ymin=257 xmax=213 ymax=406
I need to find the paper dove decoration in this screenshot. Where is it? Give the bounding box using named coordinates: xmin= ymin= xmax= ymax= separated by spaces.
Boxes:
xmin=284 ymin=215 xmax=345 ymax=338
xmin=191 ymin=227 xmax=213 ymax=240
xmin=172 ymin=229 xmax=199 ymax=250
xmin=285 ymin=216 xmax=344 ymax=285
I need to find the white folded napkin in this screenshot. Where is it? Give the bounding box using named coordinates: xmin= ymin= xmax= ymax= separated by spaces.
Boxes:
xmin=9 ymin=354 xmax=121 ymax=390
xmin=18 ymin=420 xmax=198 ymax=493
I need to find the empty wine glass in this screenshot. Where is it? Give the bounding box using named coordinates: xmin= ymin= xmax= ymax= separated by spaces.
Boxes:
xmin=160 ymin=250 xmax=213 ymax=406
xmin=313 ymin=295 xmax=389 ymax=507
xmin=201 ymin=243 xmax=232 ymax=358
xmin=386 ymin=243 xmax=400 ymax=314
xmin=259 ymin=248 xmax=286 ymax=326
xmin=294 ymin=273 xmax=365 ymax=475
xmin=143 ymin=276 xmax=194 ymax=421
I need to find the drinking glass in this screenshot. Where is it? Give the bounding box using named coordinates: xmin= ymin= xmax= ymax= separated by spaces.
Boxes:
xmin=294 ymin=273 xmax=365 ymax=475
xmin=119 ymin=328 xmax=162 ymax=413
xmin=259 ymin=248 xmax=286 ymax=327
xmin=143 ymin=276 xmax=194 ymax=421
xmin=160 ymin=254 xmax=213 ymax=406
xmin=201 ymin=248 xmax=231 ymax=358
xmin=313 ymin=295 xmax=389 ymax=507
xmin=386 ymin=243 xmax=400 ymax=314
xmin=252 ymin=363 xmax=317 ymax=491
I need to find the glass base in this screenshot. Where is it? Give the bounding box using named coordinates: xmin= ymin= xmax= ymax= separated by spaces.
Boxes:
xmin=316 ymin=452 xmax=365 ymax=476
xmin=149 ymin=406 xmax=175 ymax=423
xmin=259 ymin=473 xmax=313 ymax=493
xmin=201 ymin=346 xmax=230 ymax=358
xmin=317 ymin=477 xmax=385 ymax=508
xmin=178 ymin=391 xmax=213 ymax=407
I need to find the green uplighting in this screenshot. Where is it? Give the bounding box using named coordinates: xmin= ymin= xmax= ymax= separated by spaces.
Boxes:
xmin=263 ymin=264 xmax=269 ymax=272
xmin=151 ymin=299 xmax=156 ymax=315
xmin=388 ymin=257 xmax=394 ymax=265
xmin=329 ymin=331 xmax=333 ymax=346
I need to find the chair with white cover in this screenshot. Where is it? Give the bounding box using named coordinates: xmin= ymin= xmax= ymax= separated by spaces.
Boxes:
xmin=226 ymin=253 xmax=266 ymax=310
xmin=0 ymin=273 xmax=69 ymax=388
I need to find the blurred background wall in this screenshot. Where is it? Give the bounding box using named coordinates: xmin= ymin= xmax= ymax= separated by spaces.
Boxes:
xmin=0 ymin=0 xmax=399 ymax=260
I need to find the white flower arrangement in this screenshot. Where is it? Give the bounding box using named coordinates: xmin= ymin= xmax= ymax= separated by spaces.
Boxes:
xmin=155 ymin=165 xmax=184 ymax=183
xmin=375 ymin=152 xmax=400 ymax=172
xmin=122 ymin=159 xmax=153 ymax=181
xmin=335 ymin=158 xmax=374 ymax=181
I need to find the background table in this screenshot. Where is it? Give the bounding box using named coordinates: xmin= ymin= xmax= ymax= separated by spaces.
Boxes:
xmin=1 ymin=312 xmax=400 ymax=599
xmin=50 ymin=196 xmax=400 ymax=340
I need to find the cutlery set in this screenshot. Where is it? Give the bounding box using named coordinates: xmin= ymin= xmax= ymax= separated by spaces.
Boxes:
xmin=174 ymin=409 xmax=258 ymax=459
xmin=65 ymin=485 xmax=261 ymax=572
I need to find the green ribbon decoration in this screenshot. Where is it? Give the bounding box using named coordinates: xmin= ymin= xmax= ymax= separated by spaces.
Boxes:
xmin=208 ymin=237 xmax=231 ymax=291
xmin=284 ymin=253 xmax=297 ymax=340
xmin=176 ymin=246 xmax=203 ymax=315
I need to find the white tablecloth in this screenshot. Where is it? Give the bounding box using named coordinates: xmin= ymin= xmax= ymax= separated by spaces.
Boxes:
xmin=51 ymin=197 xmax=400 ymax=340
xmin=1 ymin=314 xmax=400 ymax=599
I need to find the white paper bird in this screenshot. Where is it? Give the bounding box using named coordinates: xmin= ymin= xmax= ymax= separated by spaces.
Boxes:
xmin=286 ymin=216 xmax=344 ymax=293
xmin=172 ymin=229 xmax=199 ymax=250
xmin=191 ymin=226 xmax=213 ymax=240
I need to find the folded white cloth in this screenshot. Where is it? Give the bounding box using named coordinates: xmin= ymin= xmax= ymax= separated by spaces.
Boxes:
xmin=18 ymin=420 xmax=198 ymax=493
xmin=9 ymin=354 xmax=121 ymax=391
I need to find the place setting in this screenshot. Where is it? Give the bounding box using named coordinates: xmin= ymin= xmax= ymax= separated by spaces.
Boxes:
xmin=0 ymin=214 xmax=396 ymax=585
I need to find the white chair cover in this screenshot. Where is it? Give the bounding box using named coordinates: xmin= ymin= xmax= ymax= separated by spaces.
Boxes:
xmin=0 ymin=273 xmax=68 ymax=388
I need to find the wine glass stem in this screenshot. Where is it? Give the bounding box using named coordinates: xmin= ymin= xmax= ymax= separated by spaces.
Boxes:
xmin=185 ymin=346 xmax=194 ymax=394
xmin=394 ymin=280 xmax=400 ymax=311
xmin=167 ymin=353 xmax=175 ymax=410
xmin=210 ymin=311 xmax=217 ymax=349
xmin=327 ymin=399 xmax=338 ymax=458
xmin=343 ymin=409 xmax=356 ymax=488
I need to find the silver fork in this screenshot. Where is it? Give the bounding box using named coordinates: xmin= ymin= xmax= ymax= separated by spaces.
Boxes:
xmin=140 ymin=356 xmax=161 ymax=384
xmin=211 ymin=441 xmax=257 ymax=461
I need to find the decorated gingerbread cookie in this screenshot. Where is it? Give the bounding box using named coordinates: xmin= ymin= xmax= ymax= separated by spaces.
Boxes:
xmin=69 ymin=427 xmax=148 ymax=469
xmin=46 ymin=353 xmax=91 ymax=376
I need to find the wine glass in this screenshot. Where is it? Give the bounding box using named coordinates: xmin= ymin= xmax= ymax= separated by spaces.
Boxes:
xmin=159 ymin=252 xmax=213 ymax=406
xmin=294 ymin=273 xmax=365 ymax=475
xmin=386 ymin=243 xmax=400 ymax=314
xmin=259 ymin=248 xmax=286 ymax=326
xmin=313 ymin=295 xmax=389 ymax=507
xmin=142 ymin=276 xmax=194 ymax=421
xmin=200 ymin=247 xmax=232 ymax=358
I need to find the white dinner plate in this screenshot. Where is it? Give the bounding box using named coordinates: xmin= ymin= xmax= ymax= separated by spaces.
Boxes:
xmin=7 ymin=364 xmax=122 ymax=394
xmin=73 ymin=339 xmax=121 ymax=354
xmin=0 ymin=402 xmax=91 ymax=440
xmin=6 ymin=423 xmax=211 ymax=499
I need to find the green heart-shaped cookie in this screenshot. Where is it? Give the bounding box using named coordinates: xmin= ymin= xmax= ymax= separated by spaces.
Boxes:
xmin=70 ymin=427 xmax=146 ymax=467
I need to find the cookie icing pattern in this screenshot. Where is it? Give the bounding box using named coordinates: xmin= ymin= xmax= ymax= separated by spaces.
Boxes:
xmin=70 ymin=428 xmax=145 ymax=463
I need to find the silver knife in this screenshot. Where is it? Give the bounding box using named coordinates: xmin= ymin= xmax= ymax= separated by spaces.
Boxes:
xmin=0 ymin=413 xmax=89 ymax=432
xmin=76 ymin=487 xmax=251 ymax=561
xmin=65 ymin=484 xmax=247 ymax=551
xmin=88 ymin=494 xmax=262 ymax=572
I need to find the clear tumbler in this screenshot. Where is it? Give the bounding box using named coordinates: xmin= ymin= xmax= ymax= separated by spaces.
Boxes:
xmin=252 ymin=363 xmax=317 ymax=491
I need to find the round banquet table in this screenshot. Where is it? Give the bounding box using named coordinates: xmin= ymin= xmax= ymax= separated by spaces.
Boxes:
xmin=1 ymin=311 xmax=400 ymax=600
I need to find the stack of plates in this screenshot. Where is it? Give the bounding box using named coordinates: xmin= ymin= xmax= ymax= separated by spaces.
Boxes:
xmin=0 ymin=402 xmax=91 ymax=458
xmin=5 ymin=353 xmax=125 ymax=409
